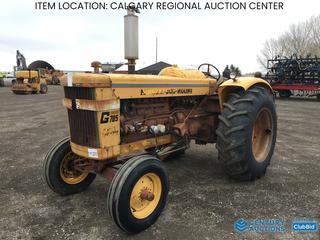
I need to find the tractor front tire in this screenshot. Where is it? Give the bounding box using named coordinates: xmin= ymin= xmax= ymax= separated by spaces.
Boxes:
xmin=43 ymin=137 xmax=96 ymax=195
xmin=107 ymin=155 xmax=169 ymax=233
xmin=52 ymin=76 xmax=60 ymax=85
xmin=216 ymin=86 xmax=277 ymax=181
xmin=40 ymin=83 xmax=48 ymax=94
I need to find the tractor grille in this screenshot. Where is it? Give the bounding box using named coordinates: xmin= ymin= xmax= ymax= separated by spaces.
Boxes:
xmin=64 ymin=87 xmax=100 ymax=148
xmin=64 ymin=87 xmax=95 ymax=100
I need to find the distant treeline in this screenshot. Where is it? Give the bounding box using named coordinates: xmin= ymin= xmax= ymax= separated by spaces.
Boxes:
xmin=257 ymin=15 xmax=320 ymax=69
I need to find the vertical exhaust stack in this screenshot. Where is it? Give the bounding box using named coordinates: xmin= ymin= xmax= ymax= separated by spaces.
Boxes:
xmin=124 ymin=6 xmax=139 ymax=74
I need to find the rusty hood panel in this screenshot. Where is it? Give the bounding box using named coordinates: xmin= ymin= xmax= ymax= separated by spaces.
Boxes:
xmin=60 ymin=72 xmax=216 ymax=88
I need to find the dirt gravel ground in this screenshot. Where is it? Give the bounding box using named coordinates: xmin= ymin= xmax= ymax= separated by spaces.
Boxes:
xmin=0 ymin=86 xmax=319 ymax=240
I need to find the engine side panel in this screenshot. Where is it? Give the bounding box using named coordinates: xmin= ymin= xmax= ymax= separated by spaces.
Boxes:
xmin=119 ymin=96 xmax=220 ymax=144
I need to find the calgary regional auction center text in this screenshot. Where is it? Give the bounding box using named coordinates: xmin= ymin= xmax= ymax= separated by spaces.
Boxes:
xmin=34 ymin=1 xmax=284 ymax=10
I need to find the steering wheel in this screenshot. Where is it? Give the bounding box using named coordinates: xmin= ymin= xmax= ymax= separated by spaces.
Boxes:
xmin=198 ymin=63 xmax=221 ymax=80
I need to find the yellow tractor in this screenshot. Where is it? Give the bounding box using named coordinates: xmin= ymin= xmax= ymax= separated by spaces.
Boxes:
xmin=44 ymin=69 xmax=65 ymax=85
xmin=12 ymin=69 xmax=48 ymax=94
xmin=44 ymin=63 xmax=277 ymax=233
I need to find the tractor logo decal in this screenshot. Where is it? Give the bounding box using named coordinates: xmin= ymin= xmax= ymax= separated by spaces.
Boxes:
xmin=100 ymin=111 xmax=119 ymax=124
xmin=140 ymin=88 xmax=192 ymax=96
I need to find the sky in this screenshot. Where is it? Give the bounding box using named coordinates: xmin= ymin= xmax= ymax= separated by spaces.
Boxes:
xmin=0 ymin=0 xmax=319 ymax=73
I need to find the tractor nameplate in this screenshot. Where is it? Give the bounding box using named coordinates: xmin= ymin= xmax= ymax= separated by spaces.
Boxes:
xmin=140 ymin=88 xmax=192 ymax=96
xmin=100 ymin=111 xmax=119 ymax=124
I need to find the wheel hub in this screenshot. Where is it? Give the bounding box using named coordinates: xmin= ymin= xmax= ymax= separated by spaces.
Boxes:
xmin=252 ymin=108 xmax=273 ymax=162
xmin=60 ymin=152 xmax=89 ymax=184
xmin=140 ymin=188 xmax=155 ymax=201
xmin=130 ymin=173 xmax=162 ymax=219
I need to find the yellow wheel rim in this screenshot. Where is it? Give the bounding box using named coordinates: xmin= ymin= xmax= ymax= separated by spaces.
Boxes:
xmin=252 ymin=108 xmax=273 ymax=163
xmin=130 ymin=173 xmax=162 ymax=219
xmin=60 ymin=152 xmax=88 ymax=185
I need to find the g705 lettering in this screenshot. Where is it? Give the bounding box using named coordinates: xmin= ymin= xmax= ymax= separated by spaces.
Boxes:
xmin=100 ymin=111 xmax=119 ymax=124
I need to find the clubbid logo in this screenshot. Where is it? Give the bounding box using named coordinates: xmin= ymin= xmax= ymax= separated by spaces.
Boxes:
xmin=292 ymin=218 xmax=319 ymax=232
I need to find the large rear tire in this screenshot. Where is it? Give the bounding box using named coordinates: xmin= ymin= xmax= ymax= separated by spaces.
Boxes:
xmin=107 ymin=155 xmax=169 ymax=233
xmin=216 ymin=86 xmax=277 ymax=181
xmin=43 ymin=137 xmax=96 ymax=195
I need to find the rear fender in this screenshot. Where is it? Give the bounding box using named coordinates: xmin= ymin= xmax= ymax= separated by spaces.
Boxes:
xmin=218 ymin=77 xmax=273 ymax=109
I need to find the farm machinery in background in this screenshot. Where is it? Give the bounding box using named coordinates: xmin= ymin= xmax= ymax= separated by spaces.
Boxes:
xmin=43 ymin=69 xmax=64 ymax=85
xmin=12 ymin=70 xmax=48 ymax=94
xmin=265 ymin=55 xmax=320 ymax=100
xmin=0 ymin=71 xmax=9 ymax=87
xmin=12 ymin=50 xmax=64 ymax=94
xmin=12 ymin=50 xmax=48 ymax=94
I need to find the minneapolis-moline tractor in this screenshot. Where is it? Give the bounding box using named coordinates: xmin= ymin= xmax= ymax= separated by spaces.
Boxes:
xmin=44 ymin=63 xmax=277 ymax=233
